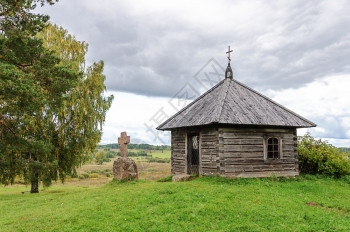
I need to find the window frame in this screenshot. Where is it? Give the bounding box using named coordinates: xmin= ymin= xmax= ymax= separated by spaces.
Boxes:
xmin=263 ymin=136 xmax=283 ymax=161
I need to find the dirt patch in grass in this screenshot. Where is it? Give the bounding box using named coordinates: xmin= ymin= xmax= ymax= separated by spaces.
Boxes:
xmin=306 ymin=201 xmax=350 ymax=215
xmin=137 ymin=162 xmax=171 ymax=180
xmin=306 ymin=201 xmax=319 ymax=206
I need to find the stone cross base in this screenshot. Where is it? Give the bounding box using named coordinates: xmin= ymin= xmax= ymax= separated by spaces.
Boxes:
xmin=113 ymin=157 xmax=138 ymax=181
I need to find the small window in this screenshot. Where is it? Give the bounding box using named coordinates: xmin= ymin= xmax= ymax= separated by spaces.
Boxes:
xmin=267 ymin=138 xmax=279 ymax=159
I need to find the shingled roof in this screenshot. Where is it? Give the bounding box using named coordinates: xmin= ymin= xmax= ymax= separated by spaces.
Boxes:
xmin=157 ymin=76 xmax=316 ymax=130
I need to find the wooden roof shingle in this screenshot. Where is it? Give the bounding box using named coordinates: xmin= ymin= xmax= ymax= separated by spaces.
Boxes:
xmin=157 ymin=77 xmax=316 ymax=130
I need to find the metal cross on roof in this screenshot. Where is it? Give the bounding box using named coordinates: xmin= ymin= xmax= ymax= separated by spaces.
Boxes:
xmin=226 ymin=45 xmax=233 ymax=63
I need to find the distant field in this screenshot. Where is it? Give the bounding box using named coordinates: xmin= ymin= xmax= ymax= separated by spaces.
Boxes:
xmin=1 ymin=175 xmax=350 ymax=231
xmin=147 ymin=149 xmax=171 ymax=159
xmin=126 ymin=148 xmax=171 ymax=158
xmin=76 ymin=157 xmax=171 ymax=181
xmin=96 ymin=148 xmax=171 ymax=160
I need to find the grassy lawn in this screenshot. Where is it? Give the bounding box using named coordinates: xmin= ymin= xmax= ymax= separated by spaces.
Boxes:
xmin=1 ymin=175 xmax=350 ymax=231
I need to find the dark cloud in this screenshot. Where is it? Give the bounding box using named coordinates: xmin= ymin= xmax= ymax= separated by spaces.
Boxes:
xmin=38 ymin=0 xmax=350 ymax=98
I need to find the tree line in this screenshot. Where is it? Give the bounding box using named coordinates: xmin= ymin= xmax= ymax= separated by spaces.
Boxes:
xmin=97 ymin=143 xmax=170 ymax=150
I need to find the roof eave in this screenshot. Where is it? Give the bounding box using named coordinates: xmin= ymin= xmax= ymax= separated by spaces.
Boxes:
xmin=157 ymin=122 xmax=317 ymax=131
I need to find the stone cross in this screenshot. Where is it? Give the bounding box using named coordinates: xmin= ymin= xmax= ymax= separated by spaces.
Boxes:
xmin=226 ymin=45 xmax=233 ymax=62
xmin=118 ymin=132 xmax=130 ymax=157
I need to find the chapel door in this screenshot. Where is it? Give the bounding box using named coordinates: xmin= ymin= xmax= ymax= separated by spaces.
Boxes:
xmin=187 ymin=133 xmax=199 ymax=175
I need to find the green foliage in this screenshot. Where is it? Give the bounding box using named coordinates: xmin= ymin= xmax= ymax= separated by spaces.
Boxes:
xmin=156 ymin=175 xmax=173 ymax=182
xmin=0 ymin=2 xmax=113 ymax=193
xmin=149 ymin=157 xmax=170 ymax=163
xmin=88 ymin=173 xmax=99 ymax=178
xmin=36 ymin=24 xmax=88 ymax=72
xmin=94 ymin=151 xmax=109 ymax=165
xmin=77 ymin=169 xmax=112 ymax=179
xmin=1 ymin=176 xmax=350 ymax=231
xmin=136 ymin=151 xmax=148 ymax=157
xmin=298 ymin=133 xmax=350 ymax=177
xmin=78 ymin=172 xmax=89 ymax=179
xmin=0 ymin=1 xmax=80 ymax=192
xmin=106 ymin=150 xmax=117 ymax=158
xmin=127 ymin=151 xmax=149 ymax=157
xmin=0 ymin=0 xmax=57 ymax=36
xmin=97 ymin=143 xmax=171 ymax=150
xmin=97 ymin=143 xmax=119 ymax=149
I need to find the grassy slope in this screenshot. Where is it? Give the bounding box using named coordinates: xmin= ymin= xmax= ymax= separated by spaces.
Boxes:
xmin=1 ymin=176 xmax=350 ymax=231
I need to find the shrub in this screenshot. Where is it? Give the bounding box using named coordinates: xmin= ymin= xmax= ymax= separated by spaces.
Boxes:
xmin=79 ymin=173 xmax=89 ymax=179
xmin=94 ymin=150 xmax=110 ymax=164
xmin=137 ymin=151 xmax=148 ymax=157
xmin=70 ymin=171 xmax=78 ymax=178
xmin=298 ymin=133 xmax=350 ymax=177
xmin=89 ymin=173 xmax=99 ymax=178
xmin=128 ymin=151 xmax=137 ymax=157
xmin=106 ymin=150 xmax=117 ymax=158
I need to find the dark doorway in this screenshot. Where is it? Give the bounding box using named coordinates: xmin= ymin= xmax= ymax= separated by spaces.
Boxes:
xmin=187 ymin=133 xmax=199 ymax=175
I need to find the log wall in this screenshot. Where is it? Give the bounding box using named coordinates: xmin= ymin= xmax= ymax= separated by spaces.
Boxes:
xmin=218 ymin=127 xmax=298 ymax=177
xmin=171 ymin=129 xmax=186 ymax=174
xmin=200 ymin=128 xmax=219 ymax=175
xmin=170 ymin=127 xmax=299 ymax=177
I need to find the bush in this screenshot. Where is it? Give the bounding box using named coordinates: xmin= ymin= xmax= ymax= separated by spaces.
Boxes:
xmin=137 ymin=151 xmax=148 ymax=157
xmin=94 ymin=150 xmax=110 ymax=164
xmin=79 ymin=173 xmax=89 ymax=179
xmin=70 ymin=171 xmax=78 ymax=178
xmin=106 ymin=150 xmax=117 ymax=158
xmin=298 ymin=133 xmax=350 ymax=177
xmin=128 ymin=151 xmax=137 ymax=157
xmin=89 ymin=173 xmax=99 ymax=178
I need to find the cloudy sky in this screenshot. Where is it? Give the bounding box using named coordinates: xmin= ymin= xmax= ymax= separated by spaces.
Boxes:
xmin=38 ymin=0 xmax=350 ymax=147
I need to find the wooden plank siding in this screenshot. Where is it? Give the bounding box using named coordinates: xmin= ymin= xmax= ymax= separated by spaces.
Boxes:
xmin=218 ymin=127 xmax=299 ymax=177
xmin=171 ymin=129 xmax=186 ymax=174
xmin=171 ymin=127 xmax=299 ymax=177
xmin=200 ymin=128 xmax=219 ymax=175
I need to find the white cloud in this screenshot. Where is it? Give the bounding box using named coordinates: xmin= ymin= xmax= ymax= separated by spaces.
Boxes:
xmin=101 ymin=91 xmax=176 ymax=145
xmin=101 ymin=74 xmax=350 ymax=147
xmin=267 ymin=74 xmax=350 ymax=145
xmin=35 ymin=1 xmax=350 ymax=146
xmin=38 ymin=0 xmax=350 ymax=96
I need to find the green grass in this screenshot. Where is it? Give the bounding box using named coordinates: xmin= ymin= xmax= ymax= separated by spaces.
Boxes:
xmin=1 ymin=175 xmax=350 ymax=231
xmin=127 ymin=149 xmax=171 ymax=159
xmin=148 ymin=149 xmax=171 ymax=159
